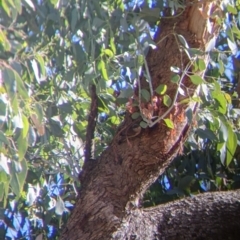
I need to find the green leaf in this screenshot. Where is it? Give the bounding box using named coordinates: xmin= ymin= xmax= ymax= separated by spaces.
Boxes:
xmin=92 ymin=17 xmax=105 ymax=30
xmin=1 ymin=0 xmax=11 ymax=16
xmin=17 ymin=158 xmax=27 ymax=191
xmin=0 ymin=153 xmax=10 ymax=174
xmin=212 ymin=92 xmax=227 ymax=114
xmin=10 ymin=168 xmax=20 ymax=197
xmin=0 ymin=29 xmax=11 ymax=51
xmin=0 ymin=171 xmax=9 ymax=183
xmin=189 ymin=75 xmax=204 ymax=85
xmin=196 ymin=58 xmax=206 ymax=71
xmin=163 ymin=95 xmax=172 ymax=107
xmin=109 ymin=116 xmax=121 ymax=125
xmin=131 ymin=112 xmax=140 ymax=119
xmin=50 ymin=0 xmax=59 ymax=5
xmin=0 ymin=131 xmax=9 ymax=146
xmin=2 ymin=68 xmax=16 ymax=100
xmin=163 ymin=118 xmax=174 ymax=129
xmin=36 ymin=54 xmax=46 ymax=77
xmin=177 ymin=34 xmax=189 ymax=48
xmin=171 ymin=74 xmax=180 ymax=84
xmin=227 ymin=4 xmax=237 ymax=14
xmin=22 ymin=114 xmax=29 ymax=139
xmin=0 ymin=183 xmax=5 ymax=202
xmin=98 ymin=96 xmax=109 ymax=113
xmin=55 ymin=196 xmax=66 ymax=215
xmin=227 ymin=38 xmax=238 ymax=55
xmin=141 ymin=89 xmax=150 ymax=102
xmin=98 ymin=59 xmax=108 ymax=80
xmin=104 ymin=49 xmax=114 ymax=58
xmin=217 ymin=142 xmax=226 ymax=166
xmin=195 ymin=128 xmax=218 ymax=141
xmin=110 ymin=34 xmax=116 ymax=54
xmin=140 ymin=121 xmax=148 ymax=128
xmin=226 ymin=125 xmax=237 ymax=166
xmin=35 ymin=103 xmax=44 ymax=123
xmin=17 ymin=132 xmax=28 ymax=161
xmin=155 ymin=84 xmax=167 ymax=95
xmin=218 ymin=59 xmax=224 ymax=75
xmin=71 ymin=8 xmax=78 ymax=31
xmin=178 ymin=175 xmax=195 ymax=191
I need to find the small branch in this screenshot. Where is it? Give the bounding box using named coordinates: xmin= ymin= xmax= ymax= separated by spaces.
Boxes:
xmin=84 ymin=84 xmax=98 ymax=162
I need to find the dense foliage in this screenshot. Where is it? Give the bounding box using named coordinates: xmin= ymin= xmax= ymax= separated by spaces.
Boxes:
xmin=0 ymin=0 xmax=240 ymax=239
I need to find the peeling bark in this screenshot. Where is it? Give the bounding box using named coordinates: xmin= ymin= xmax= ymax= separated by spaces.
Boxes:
xmin=60 ymin=3 xmax=226 ymax=240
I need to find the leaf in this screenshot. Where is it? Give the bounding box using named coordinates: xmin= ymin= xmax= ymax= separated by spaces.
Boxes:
xmin=141 ymin=89 xmax=151 ymax=102
xmin=218 ymin=122 xmax=228 ymax=142
xmin=17 ymin=158 xmax=27 ymax=191
xmin=0 ymin=131 xmax=9 ymax=146
xmin=178 ymin=175 xmax=195 ymax=191
xmin=104 ymin=49 xmax=114 ymax=58
xmin=35 ymin=54 xmax=46 ymax=77
xmin=226 ymin=125 xmax=237 ymax=166
xmin=120 ymin=17 xmax=128 ymax=32
xmin=10 ymin=167 xmax=20 ymax=197
xmin=98 ymin=96 xmax=109 ymax=113
xmin=0 ymin=29 xmax=11 ymax=51
xmin=189 ymin=75 xmax=204 ymax=85
xmin=178 ymin=87 xmax=185 ymax=96
xmin=185 ymin=108 xmax=192 ymax=124
xmin=131 ymin=112 xmax=140 ymax=119
xmin=212 ymin=92 xmax=227 ymax=114
xmin=71 ymin=8 xmax=78 ymax=31
xmin=163 ymin=95 xmax=172 ymax=107
xmin=155 ymin=84 xmax=167 ymax=95
xmin=98 ymin=59 xmax=108 ymax=81
xmin=110 ymin=32 xmax=116 ymax=54
xmin=24 ymin=0 xmax=35 ymax=10
xmin=140 ymin=121 xmax=148 ymax=128
xmin=177 ymin=34 xmax=189 ymax=48
xmin=195 ymin=128 xmax=218 ymax=141
xmin=28 ymin=126 xmax=37 ymax=146
xmin=196 ymin=58 xmax=206 ymax=71
xmin=205 ymin=36 xmax=216 ymax=52
xmin=171 ymin=74 xmax=180 ymax=83
xmin=163 ymin=118 xmax=174 ymax=129
xmin=226 ymin=26 xmax=234 ymax=42
xmin=227 ymin=4 xmax=237 ymax=14
xmin=227 ymin=38 xmax=238 ymax=55
xmin=218 ymin=59 xmax=224 ymax=75
xmin=2 ymin=68 xmax=17 ymax=100
xmin=55 ymin=196 xmax=66 ymax=215
xmin=35 ymin=103 xmax=44 ymax=123
xmin=17 ymin=132 xmax=28 ymax=161
xmin=0 ymin=153 xmax=10 ymax=174
xmin=1 ymin=0 xmax=11 ymax=16
xmin=22 ymin=114 xmax=29 ymax=139
xmin=92 ymin=17 xmax=105 ymax=30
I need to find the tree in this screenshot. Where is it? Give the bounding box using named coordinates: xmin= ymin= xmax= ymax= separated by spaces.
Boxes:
xmin=0 ymin=0 xmax=240 ymax=239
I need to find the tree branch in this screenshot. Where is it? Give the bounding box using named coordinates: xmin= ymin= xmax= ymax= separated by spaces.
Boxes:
xmin=84 ymin=84 xmax=98 ymax=163
xmin=113 ymin=190 xmax=240 ymax=239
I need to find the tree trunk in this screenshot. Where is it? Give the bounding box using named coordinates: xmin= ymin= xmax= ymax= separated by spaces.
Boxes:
xmin=60 ymin=3 xmax=230 ymax=240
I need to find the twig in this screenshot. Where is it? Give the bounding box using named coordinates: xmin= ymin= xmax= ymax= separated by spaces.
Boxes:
xmin=84 ymin=84 xmax=98 ymax=162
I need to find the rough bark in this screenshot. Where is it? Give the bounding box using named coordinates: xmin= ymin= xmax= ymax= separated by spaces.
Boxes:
xmin=60 ymin=2 xmax=226 ymax=240
xmin=113 ymin=190 xmax=240 ymax=240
